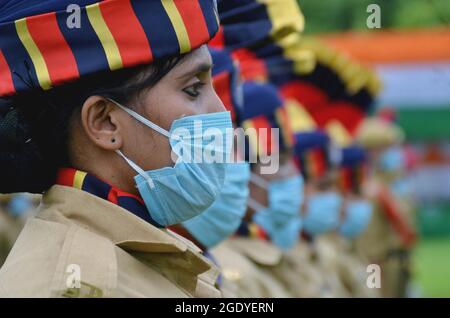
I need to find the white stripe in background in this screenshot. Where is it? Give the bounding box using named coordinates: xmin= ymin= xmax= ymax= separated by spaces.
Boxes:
xmin=375 ymin=62 xmax=450 ymax=109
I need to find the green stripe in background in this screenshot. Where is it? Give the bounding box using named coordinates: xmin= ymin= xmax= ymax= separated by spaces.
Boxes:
xmin=396 ymin=107 xmax=450 ymax=141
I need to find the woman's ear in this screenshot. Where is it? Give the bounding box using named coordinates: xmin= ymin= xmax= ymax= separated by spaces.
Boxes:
xmin=80 ymin=96 xmax=123 ymax=151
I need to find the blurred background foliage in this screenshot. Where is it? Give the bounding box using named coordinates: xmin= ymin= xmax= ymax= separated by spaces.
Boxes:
xmin=298 ymin=0 xmax=450 ymax=34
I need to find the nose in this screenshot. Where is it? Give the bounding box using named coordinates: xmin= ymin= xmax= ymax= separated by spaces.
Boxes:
xmin=206 ymin=87 xmax=227 ymax=114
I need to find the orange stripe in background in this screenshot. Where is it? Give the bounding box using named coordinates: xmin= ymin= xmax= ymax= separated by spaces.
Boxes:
xmin=25 ymin=13 xmax=79 ymax=86
xmin=99 ymin=0 xmax=153 ymax=67
xmin=0 ymin=50 xmax=15 ymax=95
xmin=173 ymin=0 xmax=210 ymax=47
xmin=321 ymin=28 xmax=450 ymax=64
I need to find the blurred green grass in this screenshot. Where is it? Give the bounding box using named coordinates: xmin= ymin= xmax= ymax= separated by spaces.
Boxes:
xmin=298 ymin=0 xmax=450 ymax=34
xmin=413 ymin=237 xmax=450 ymax=297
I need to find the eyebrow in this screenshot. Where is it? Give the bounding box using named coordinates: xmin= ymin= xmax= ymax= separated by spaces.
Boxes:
xmin=176 ymin=62 xmax=213 ymax=80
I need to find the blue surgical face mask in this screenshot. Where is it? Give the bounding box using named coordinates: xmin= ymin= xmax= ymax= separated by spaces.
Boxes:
xmin=338 ymin=199 xmax=373 ymax=239
xmin=391 ymin=178 xmax=413 ymax=198
xmin=250 ymin=174 xmax=304 ymax=249
xmin=379 ymin=147 xmax=404 ymax=172
xmin=303 ymin=192 xmax=342 ymax=236
xmin=7 ymin=194 xmax=33 ymax=217
xmin=183 ymin=162 xmax=250 ymax=248
xmin=112 ymin=99 xmax=232 ymax=226
xmin=254 ymin=213 xmax=302 ymax=250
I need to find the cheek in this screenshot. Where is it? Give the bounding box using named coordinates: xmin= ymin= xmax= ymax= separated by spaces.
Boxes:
xmin=137 ymin=128 xmax=171 ymax=166
xmin=122 ymin=121 xmax=171 ymax=170
xmin=127 ymin=91 xmax=190 ymax=170
xmin=120 ymin=105 xmax=173 ymax=171
xmin=143 ymin=88 xmax=194 ymax=130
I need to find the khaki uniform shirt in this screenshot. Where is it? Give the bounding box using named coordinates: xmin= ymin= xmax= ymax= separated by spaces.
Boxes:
xmin=0 ymin=210 xmax=23 ymax=267
xmin=274 ymin=241 xmax=327 ymax=298
xmin=317 ymin=234 xmax=380 ymax=298
xmin=355 ymin=194 xmax=413 ymax=297
xmin=0 ymin=185 xmax=221 ymax=298
xmin=212 ymin=238 xmax=292 ymax=298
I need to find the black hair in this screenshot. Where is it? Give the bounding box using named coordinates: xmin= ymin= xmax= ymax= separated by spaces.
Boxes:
xmin=0 ymin=56 xmax=184 ymax=194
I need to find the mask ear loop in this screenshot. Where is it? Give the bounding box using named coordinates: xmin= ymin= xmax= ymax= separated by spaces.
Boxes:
xmin=107 ymin=98 xmax=181 ymax=141
xmin=247 ymin=197 xmax=267 ymax=213
xmin=248 ymin=174 xmax=273 ymax=213
xmin=249 ymin=172 xmax=270 ymax=190
xmin=116 ymin=150 xmax=155 ymax=189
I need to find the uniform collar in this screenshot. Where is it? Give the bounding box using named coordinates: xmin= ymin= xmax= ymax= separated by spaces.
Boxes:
xmin=235 ymin=220 xmax=269 ymax=241
xmin=55 ymin=168 xmax=162 ymax=228
xmin=227 ymin=237 xmax=282 ymax=266
xmin=231 ymin=222 xmax=281 ymax=266
xmin=39 ymin=185 xmax=202 ymax=254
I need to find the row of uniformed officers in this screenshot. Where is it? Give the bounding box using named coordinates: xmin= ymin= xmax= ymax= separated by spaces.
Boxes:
xmin=0 ymin=0 xmax=416 ymax=297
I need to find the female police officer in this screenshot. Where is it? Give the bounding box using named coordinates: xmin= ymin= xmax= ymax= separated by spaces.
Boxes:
xmin=0 ymin=0 xmax=229 ymax=297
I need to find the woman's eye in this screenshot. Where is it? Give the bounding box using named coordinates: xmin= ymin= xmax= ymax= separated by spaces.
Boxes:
xmin=183 ymin=82 xmax=205 ymax=98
